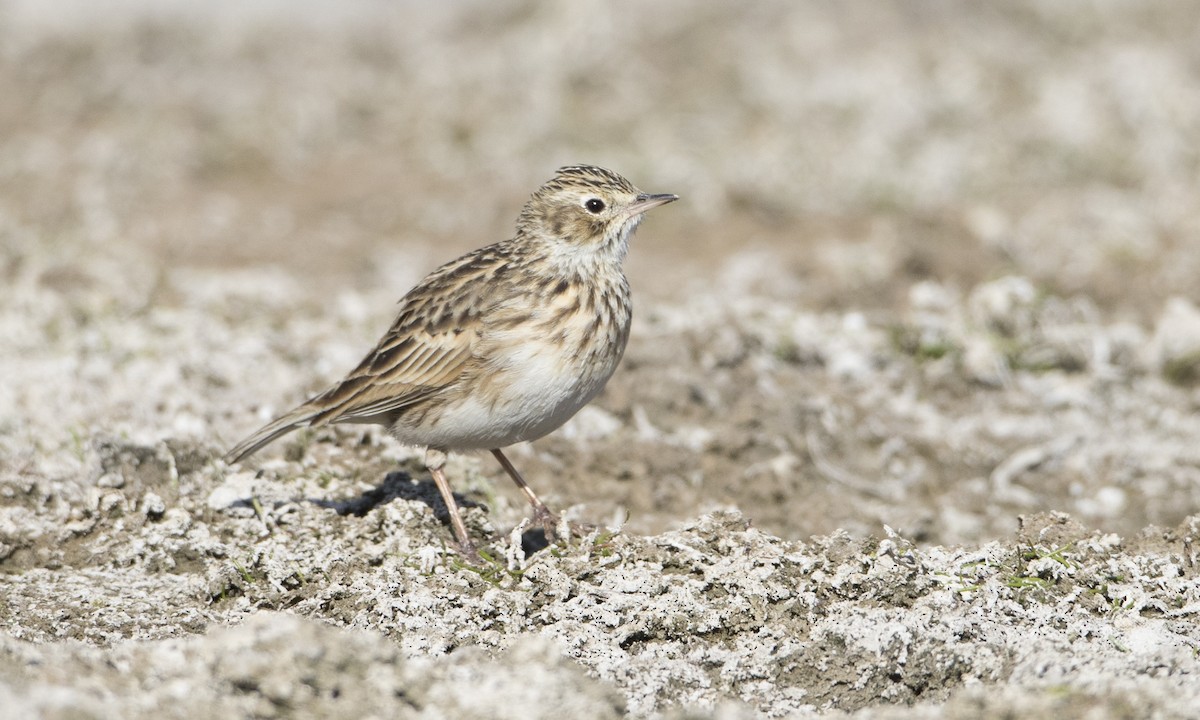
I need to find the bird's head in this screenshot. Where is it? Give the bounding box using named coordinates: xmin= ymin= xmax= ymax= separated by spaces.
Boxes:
xmin=517 ymin=165 xmax=677 ymax=261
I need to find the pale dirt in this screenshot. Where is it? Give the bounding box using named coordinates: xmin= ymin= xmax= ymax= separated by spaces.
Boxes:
xmin=3 ymin=2 xmax=1200 ymax=718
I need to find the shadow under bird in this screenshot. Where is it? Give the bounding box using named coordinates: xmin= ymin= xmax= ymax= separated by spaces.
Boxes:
xmin=225 ymin=165 xmax=677 ymax=558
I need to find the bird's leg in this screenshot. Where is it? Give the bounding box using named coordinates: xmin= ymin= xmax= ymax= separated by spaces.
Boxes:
xmin=490 ymin=448 xmax=561 ymax=541
xmin=425 ymin=447 xmax=479 ymax=561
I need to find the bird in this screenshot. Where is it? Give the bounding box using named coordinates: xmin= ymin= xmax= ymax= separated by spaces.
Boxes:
xmin=224 ymin=165 xmax=677 ymax=559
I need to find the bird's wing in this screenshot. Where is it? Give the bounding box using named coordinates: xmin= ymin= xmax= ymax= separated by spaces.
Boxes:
xmin=310 ymin=327 xmax=477 ymax=423
xmin=306 ymin=242 xmax=515 ymax=425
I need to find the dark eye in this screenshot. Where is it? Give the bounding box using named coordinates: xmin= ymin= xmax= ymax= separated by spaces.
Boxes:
xmin=584 ymin=198 xmax=606 ymax=214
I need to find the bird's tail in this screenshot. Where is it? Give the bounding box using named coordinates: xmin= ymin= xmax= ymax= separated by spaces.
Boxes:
xmin=224 ymin=405 xmax=322 ymax=465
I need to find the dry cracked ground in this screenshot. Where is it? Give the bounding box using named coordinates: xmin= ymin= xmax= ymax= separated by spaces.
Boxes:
xmin=3 ymin=1 xmax=1200 ymax=718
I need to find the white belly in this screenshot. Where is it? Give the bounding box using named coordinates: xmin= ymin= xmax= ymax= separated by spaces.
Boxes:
xmin=394 ymin=334 xmax=622 ymax=451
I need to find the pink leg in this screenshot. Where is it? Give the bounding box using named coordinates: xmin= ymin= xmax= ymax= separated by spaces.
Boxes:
xmin=425 ymin=448 xmax=479 ymax=559
xmin=491 ymin=448 xmax=560 ymax=540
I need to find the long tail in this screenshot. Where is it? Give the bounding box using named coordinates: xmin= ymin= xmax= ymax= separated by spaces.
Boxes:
xmin=224 ymin=405 xmax=322 ymax=464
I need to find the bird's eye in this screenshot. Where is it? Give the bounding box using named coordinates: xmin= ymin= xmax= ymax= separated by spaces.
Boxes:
xmin=584 ymin=198 xmax=606 ymax=214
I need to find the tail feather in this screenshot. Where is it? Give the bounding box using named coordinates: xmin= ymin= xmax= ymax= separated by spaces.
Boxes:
xmin=224 ymin=406 xmax=321 ymax=464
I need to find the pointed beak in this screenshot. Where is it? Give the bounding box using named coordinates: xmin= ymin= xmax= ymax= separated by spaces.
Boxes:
xmin=627 ymin=192 xmax=678 ymax=217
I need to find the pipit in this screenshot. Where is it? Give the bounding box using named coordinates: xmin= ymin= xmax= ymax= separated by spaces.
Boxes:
xmin=225 ymin=165 xmax=676 ymax=557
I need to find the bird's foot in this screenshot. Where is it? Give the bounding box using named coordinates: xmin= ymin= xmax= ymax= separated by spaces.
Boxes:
xmin=532 ymin=505 xmax=563 ymax=543
xmin=532 ymin=506 xmax=599 ymax=546
xmin=452 ymin=539 xmax=484 ymax=566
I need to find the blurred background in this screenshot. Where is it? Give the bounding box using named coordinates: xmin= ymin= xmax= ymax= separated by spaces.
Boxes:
xmin=4 ymin=0 xmax=1200 ymax=544
xmin=6 ymin=0 xmax=1198 ymax=311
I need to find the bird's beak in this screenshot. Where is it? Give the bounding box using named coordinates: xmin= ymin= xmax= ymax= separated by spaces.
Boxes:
xmin=627 ymin=193 xmax=678 ymax=217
